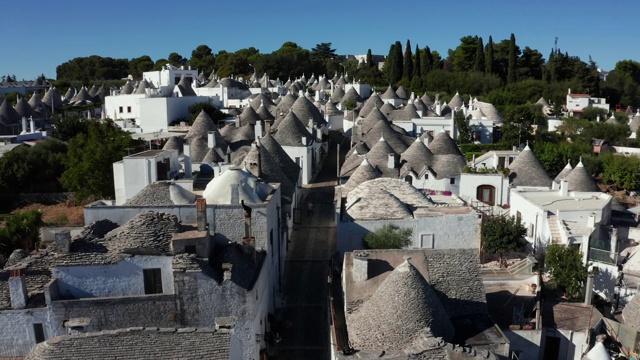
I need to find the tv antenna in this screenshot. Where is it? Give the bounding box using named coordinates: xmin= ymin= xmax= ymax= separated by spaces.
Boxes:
xmin=554 ymin=37 xmax=559 ymax=53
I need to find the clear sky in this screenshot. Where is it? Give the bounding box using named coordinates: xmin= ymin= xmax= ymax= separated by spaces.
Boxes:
xmin=3 ymin=0 xmax=639 ymax=81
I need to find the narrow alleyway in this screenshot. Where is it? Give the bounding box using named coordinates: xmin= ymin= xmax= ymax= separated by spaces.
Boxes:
xmin=271 ymin=133 xmax=346 ymax=360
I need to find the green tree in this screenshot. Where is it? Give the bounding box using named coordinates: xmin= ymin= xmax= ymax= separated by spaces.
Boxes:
xmin=545 ymin=244 xmax=590 ymax=299
xmin=187 ymin=102 xmax=226 ymax=125
xmin=189 ymin=45 xmax=216 ymax=74
xmin=411 ymin=44 xmax=423 ymax=91
xmin=452 ymin=35 xmax=478 ymax=72
xmin=129 ymin=55 xmax=154 ymax=78
xmin=485 ymin=36 xmax=495 ymax=74
xmin=0 ymin=209 xmax=44 ymax=256
xmin=454 ymin=110 xmax=472 ymax=144
xmin=507 ymin=33 xmax=517 ymax=84
xmin=0 ymin=140 xmax=67 ymax=194
xmin=61 ymin=120 xmax=136 ymax=200
xmin=499 ymin=104 xmax=545 ymax=147
xmin=52 ymin=114 xmax=90 ymax=142
xmin=363 ymin=224 xmax=412 ymax=249
xmin=383 ymin=41 xmax=403 ymax=85
xmin=533 ymin=141 xmax=591 ymax=178
xmin=168 ymin=52 xmax=187 ymax=67
xmin=403 ymin=39 xmax=413 ymax=81
xmin=482 ymin=215 xmax=526 ymax=267
xmin=366 ymin=49 xmax=374 ymax=69
xmin=603 ymin=154 xmax=640 ymax=190
xmin=474 ymin=37 xmax=485 ymax=73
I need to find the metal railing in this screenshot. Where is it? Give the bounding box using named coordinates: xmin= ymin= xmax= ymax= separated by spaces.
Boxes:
xmin=588 ymin=247 xmax=618 ymax=265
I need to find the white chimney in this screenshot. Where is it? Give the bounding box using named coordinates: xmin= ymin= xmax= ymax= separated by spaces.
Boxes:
xmin=255 ymin=120 xmax=263 ymax=141
xmin=21 ymin=117 xmax=27 ymax=134
xmin=9 ymin=270 xmax=28 ymax=309
xmin=560 ymin=179 xmax=569 ymax=197
xmin=587 ymin=212 xmax=597 ymax=229
xmin=387 ymin=153 xmax=395 ymax=169
xmin=301 ymin=136 xmax=307 ymax=146
xmin=308 ymin=118 xmax=315 ymax=133
xmin=610 ymin=227 xmax=618 ymax=254
xmin=353 ymin=256 xmax=368 ymax=282
xmin=207 ymin=131 xmax=216 ymax=149
xmin=183 ymin=144 xmax=191 ymax=158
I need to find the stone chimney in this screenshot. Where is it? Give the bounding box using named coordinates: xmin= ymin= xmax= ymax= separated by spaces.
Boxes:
xmin=196 ymin=198 xmax=207 ymax=231
xmin=9 ymin=269 xmax=28 ymax=309
xmin=559 ymin=179 xmax=569 ymax=197
xmin=207 ymin=131 xmax=216 ymax=149
xmin=353 ymin=254 xmax=369 ymax=282
xmin=387 ymin=153 xmax=396 ymax=169
xmin=54 ymin=231 xmax=71 ymax=253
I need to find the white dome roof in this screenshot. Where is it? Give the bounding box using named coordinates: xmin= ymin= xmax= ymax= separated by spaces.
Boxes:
xmin=202 ymin=167 xmax=272 ymax=205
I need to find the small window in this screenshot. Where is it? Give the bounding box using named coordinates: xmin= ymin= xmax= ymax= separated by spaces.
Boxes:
xmin=33 ymin=324 xmax=45 ymax=343
xmin=118 ymin=106 xmax=123 ymax=113
xmin=420 ymin=234 xmax=434 ymax=249
xmin=143 ymin=268 xmax=163 ymax=294
xmin=127 ymin=106 xmax=132 ymax=113
xmin=450 ymin=178 xmax=455 ymax=185
xmin=184 ymin=245 xmax=196 ymax=255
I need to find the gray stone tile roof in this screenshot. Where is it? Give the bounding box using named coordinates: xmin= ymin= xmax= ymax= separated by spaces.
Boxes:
xmin=344 ymin=249 xmax=491 ymax=354
xmin=324 ymin=100 xmax=342 ymax=116
xmin=364 ymin=121 xmax=412 ymax=156
xmin=475 ymin=102 xmax=504 ymax=123
xmin=102 ymin=211 xmax=180 ymax=255
xmin=185 ymin=111 xmax=217 ymax=140
xmin=177 ymin=76 xmax=196 ymax=96
xmin=380 ymin=85 xmax=399 ymax=100
xmin=340 ymin=151 xmax=364 ymax=178
xmin=347 ymin=258 xmax=454 ymax=350
xmin=421 ymin=92 xmax=434 ymax=107
xmin=260 ymin=133 xmax=300 ymax=186
xmin=256 ymin=103 xmax=275 ymax=121
xmin=395 ymin=86 xmax=409 ymax=100
xmin=202 ymin=147 xmax=225 ymax=163
xmin=379 ymin=102 xmax=396 ymax=118
xmin=536 ymin=97 xmax=549 ymax=107
xmin=554 ymin=160 xmax=573 ymax=183
xmin=508 ymin=144 xmax=552 ymax=187
xmin=400 ymin=138 xmax=434 ymax=175
xmin=220 ymin=123 xmax=255 ymax=146
xmin=357 ymin=106 xmax=388 ymax=136
xmin=605 ymin=114 xmax=619 ymax=125
xmin=566 ymin=160 xmax=600 ymax=192
xmin=28 ymin=92 xmax=51 ymax=118
xmin=217 ymin=77 xmax=248 ymax=90
xmin=275 ymin=93 xmax=297 ymax=117
xmin=125 ymin=182 xmax=175 ymax=206
xmin=121 ymin=81 xmax=134 ymax=94
xmin=242 ymin=143 xmax=296 ymax=205
xmin=188 ymin=137 xmax=209 ymax=163
xmin=26 ymin=327 xmax=231 ymax=360
xmin=273 ymin=111 xmax=312 ymax=147
xmin=427 ymin=130 xmax=463 ymax=156
xmin=42 ymin=87 xmax=63 ymax=109
xmin=345 ymin=178 xmax=433 ymax=220
xmin=362 ymin=135 xmax=399 ymax=178
xmin=239 ymin=105 xmax=261 ymax=126
xmin=358 ymin=92 xmax=384 ymax=118
xmin=250 ymin=94 xmax=276 ymax=112
xmin=204 ymin=78 xmax=218 ymax=88
xmin=341 ymin=158 xmax=380 ymax=194
xmin=335 ymin=76 xmax=347 ymax=87
xmin=71 ymin=87 xmax=94 ymax=105
xmin=162 ymin=136 xmax=185 ymax=154
xmin=342 ymin=87 xmax=363 ymax=104
xmin=0 ymin=99 xmax=20 ymax=125
xmin=330 ymin=86 xmax=345 ymax=103
xmin=396 ymin=103 xmax=420 ymax=120
xmin=448 ymin=92 xmax=464 ymax=110
xmin=291 ymin=93 xmax=326 ymax=125
xmin=14 ymin=96 xmax=33 ymax=119
xmin=63 ymin=87 xmax=75 ymax=101
xmin=134 ymin=79 xmax=150 ymax=95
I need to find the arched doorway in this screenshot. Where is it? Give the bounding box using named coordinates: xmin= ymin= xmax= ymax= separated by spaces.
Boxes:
xmin=476 ymin=185 xmax=495 ymax=206
xmin=404 ymin=175 xmax=413 ymax=185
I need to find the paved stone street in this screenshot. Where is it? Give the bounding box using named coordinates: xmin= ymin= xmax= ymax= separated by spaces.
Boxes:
xmin=271 ymin=134 xmax=345 ymax=360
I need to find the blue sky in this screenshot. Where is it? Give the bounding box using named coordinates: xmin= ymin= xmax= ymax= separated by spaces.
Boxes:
xmin=3 ymin=0 xmax=639 ymax=80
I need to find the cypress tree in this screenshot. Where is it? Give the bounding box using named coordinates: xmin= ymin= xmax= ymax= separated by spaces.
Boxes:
xmin=384 ymin=43 xmax=396 ymax=84
xmin=485 ymin=36 xmax=494 ymax=74
xmin=366 ymin=49 xmax=374 ymax=68
xmin=403 ymin=39 xmax=413 ymax=80
xmin=474 ymin=37 xmax=485 ymax=73
xmin=392 ymin=41 xmax=403 ymax=84
xmin=411 ymin=44 xmax=423 ymax=90
xmin=423 ymin=46 xmax=433 ymax=75
xmin=507 ymin=33 xmax=517 ymax=84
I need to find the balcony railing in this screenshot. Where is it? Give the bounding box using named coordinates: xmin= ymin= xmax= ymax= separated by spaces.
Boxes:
xmin=588 ymin=247 xmax=618 ymax=265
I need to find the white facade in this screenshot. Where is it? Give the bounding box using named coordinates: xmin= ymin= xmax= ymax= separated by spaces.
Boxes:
xmin=566 ymin=89 xmax=610 ymax=115
xmin=113 ymin=149 xmax=181 ymax=205
xmin=459 ymin=173 xmax=510 ymax=207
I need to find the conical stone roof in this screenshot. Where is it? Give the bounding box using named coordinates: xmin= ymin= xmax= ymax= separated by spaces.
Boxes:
xmin=330 ymin=86 xmax=345 ymax=103
xmin=0 ymin=99 xmax=20 ymax=125
xmin=605 ymin=114 xmax=619 ymax=125
xmin=134 ymin=79 xmax=150 ymax=95
xmin=162 ymin=136 xmax=185 ymax=154
xmin=622 ymin=290 xmax=640 ymax=331
xmin=239 ymin=105 xmax=260 ymax=126
xmin=121 ymin=81 xmax=134 ymax=94
xmin=342 ymin=87 xmax=362 ymax=104
xmin=508 ymin=144 xmax=552 ymax=187
xmin=448 ymin=92 xmax=464 ymax=110
xmin=14 ymin=97 xmax=33 ymax=119
xmin=427 ymin=130 xmax=463 ymax=156
xmin=64 ymin=87 xmax=75 ymax=101
xmin=324 ymin=101 xmax=342 ymax=116
xmin=395 ymin=86 xmax=409 ymax=100
xmin=358 ymin=92 xmax=384 ymax=118
xmin=400 ymin=138 xmax=435 ymax=174
xmin=176 ymin=75 xmax=196 ymax=96
xmin=188 ymin=137 xmax=209 ymax=163
xmin=290 ymin=94 xmax=325 ymax=125
xmin=42 ymin=87 xmax=62 ymax=109
xmin=260 ymin=133 xmax=300 ymax=186
xmin=250 ymin=94 xmax=276 ymax=112
xmin=185 ymin=110 xmax=218 ymax=140
xmin=273 ymin=111 xmax=312 ymax=147
xmin=275 ymin=93 xmax=297 ymax=118
xmin=348 ymin=258 xmax=454 ymax=350
xmin=554 ymin=160 xmax=573 ymax=183
xmin=379 ymin=103 xmax=395 ymax=118
xmin=566 ymin=159 xmax=599 ymax=192
xmin=243 ymin=143 xmax=295 ymax=205
xmin=28 ymin=92 xmax=50 ymax=118
xmin=380 ymin=85 xmax=399 ymax=100
xmin=364 ymin=120 xmax=411 ymax=155
xmin=256 ymin=103 xmax=275 ymax=121
xmin=88 ymin=84 xmax=99 ymax=97
xmin=364 ymin=135 xmax=399 ymax=178
xmin=421 ymin=92 xmax=434 ymax=107
xmin=342 ymin=158 xmax=379 ymax=194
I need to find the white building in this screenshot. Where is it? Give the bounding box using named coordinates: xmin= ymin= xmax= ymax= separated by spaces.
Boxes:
xmin=566 ymin=88 xmax=609 ymax=116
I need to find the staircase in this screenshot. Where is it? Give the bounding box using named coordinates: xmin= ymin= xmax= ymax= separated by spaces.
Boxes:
xmin=507 ymin=255 xmax=538 ymax=276
xmin=547 ymin=214 xmax=563 ymax=244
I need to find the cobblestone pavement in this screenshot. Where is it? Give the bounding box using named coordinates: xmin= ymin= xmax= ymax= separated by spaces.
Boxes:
xmin=271 ymin=134 xmax=345 ymax=360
